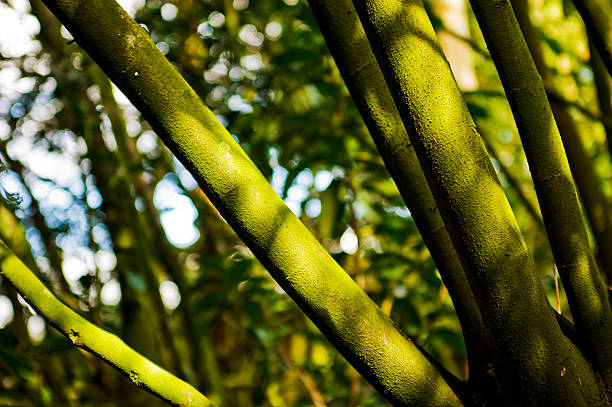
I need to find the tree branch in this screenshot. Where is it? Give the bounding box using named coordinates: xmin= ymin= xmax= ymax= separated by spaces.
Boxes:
xmin=440 ymin=27 xmax=612 ymax=131
xmin=306 ymin=0 xmax=496 ymax=393
xmin=0 ymin=237 xmax=215 ymax=407
xmin=38 ymin=0 xmax=463 ymax=405
xmin=351 ymin=0 xmax=605 ymax=403
xmin=572 ymin=0 xmax=612 ymax=77
xmin=471 ymin=0 xmax=612 ymax=390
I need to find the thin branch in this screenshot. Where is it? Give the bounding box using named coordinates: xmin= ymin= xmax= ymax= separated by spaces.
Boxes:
xmin=0 ymin=237 xmax=215 ymax=407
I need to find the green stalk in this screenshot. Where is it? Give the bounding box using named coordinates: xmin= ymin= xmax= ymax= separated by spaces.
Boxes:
xmin=572 ymin=0 xmax=612 ymax=76
xmin=39 ymin=0 xmax=463 ymax=405
xmin=351 ymin=0 xmax=605 ymax=404
xmin=549 ymin=99 xmax=612 ymax=286
xmin=306 ymin=0 xmax=495 ymax=391
xmin=511 ymin=0 xmax=612 ymax=288
xmin=441 ymin=19 xmax=612 ymax=288
xmin=0 ymin=238 xmax=214 ymax=407
xmin=470 ymin=0 xmax=612 ymax=387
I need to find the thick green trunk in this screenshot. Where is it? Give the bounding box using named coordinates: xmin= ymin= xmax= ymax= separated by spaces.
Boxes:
xmin=351 ymin=0 xmax=606 ymax=404
xmin=550 ymin=99 xmax=612 ymax=286
xmin=39 ymin=0 xmax=463 ymax=405
xmin=479 ymin=0 xmax=612 ymax=390
xmin=306 ymin=0 xmax=495 ymax=393
xmin=511 ymin=0 xmax=612 ymax=289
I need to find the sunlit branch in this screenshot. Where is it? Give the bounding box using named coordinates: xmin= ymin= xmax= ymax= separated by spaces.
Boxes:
xmin=38 ymin=0 xmax=464 ymax=405
xmin=0 ymin=237 xmax=215 ymax=407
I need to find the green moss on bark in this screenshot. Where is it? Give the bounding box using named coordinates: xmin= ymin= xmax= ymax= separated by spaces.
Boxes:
xmin=39 ymin=0 xmax=463 ymax=405
xmin=473 ymin=0 xmax=612 ymax=391
xmin=351 ymin=0 xmax=607 ymax=404
xmin=306 ymin=0 xmax=495 ymax=390
xmin=0 ymin=239 xmax=215 ymax=407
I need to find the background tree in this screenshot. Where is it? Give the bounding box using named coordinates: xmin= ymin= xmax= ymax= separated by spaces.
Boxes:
xmin=0 ymin=0 xmax=610 ymax=405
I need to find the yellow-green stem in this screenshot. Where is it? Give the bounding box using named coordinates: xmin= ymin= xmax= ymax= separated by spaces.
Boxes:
xmin=39 ymin=0 xmax=464 ymax=405
xmin=351 ymin=0 xmax=606 ymax=404
xmin=0 ymin=238 xmax=215 ymax=407
xmin=306 ymin=0 xmax=495 ymax=394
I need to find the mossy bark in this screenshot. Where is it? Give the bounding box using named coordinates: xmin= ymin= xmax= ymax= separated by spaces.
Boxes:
xmin=0 ymin=238 xmax=214 ymax=407
xmin=351 ymin=0 xmax=607 ymax=404
xmin=306 ymin=0 xmax=496 ymax=395
xmin=549 ymin=99 xmax=612 ymax=286
xmin=39 ymin=0 xmax=463 ymax=405
xmin=472 ymin=0 xmax=612 ymax=390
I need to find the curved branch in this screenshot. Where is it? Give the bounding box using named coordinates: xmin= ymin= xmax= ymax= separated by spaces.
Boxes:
xmin=0 ymin=238 xmax=214 ymax=407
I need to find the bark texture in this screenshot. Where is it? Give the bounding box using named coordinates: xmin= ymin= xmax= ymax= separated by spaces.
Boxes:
xmin=39 ymin=0 xmax=463 ymax=405
xmin=471 ymin=0 xmax=612 ymax=391
xmin=307 ymin=0 xmax=496 ymax=397
xmin=351 ymin=0 xmax=607 ymax=404
xmin=0 ymin=238 xmax=214 ymax=407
